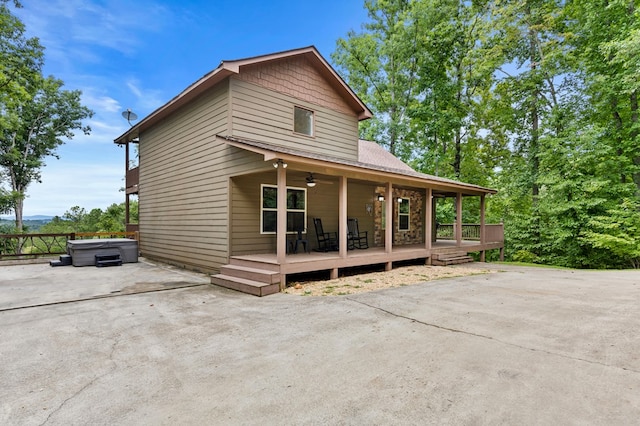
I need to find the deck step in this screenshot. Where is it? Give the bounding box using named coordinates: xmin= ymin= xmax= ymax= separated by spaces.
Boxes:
xmin=229 ymin=258 xmax=280 ymax=272
xmin=95 ymin=254 xmax=123 ymax=267
xmin=220 ymin=264 xmax=280 ymax=284
xmin=211 ymin=274 xmax=280 ymax=297
xmin=433 ymin=251 xmax=468 ymax=260
xmin=432 ymin=255 xmax=474 ymax=266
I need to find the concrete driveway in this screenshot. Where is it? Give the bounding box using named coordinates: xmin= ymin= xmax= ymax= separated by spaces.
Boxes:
xmin=1 ymin=260 xmax=639 ymax=425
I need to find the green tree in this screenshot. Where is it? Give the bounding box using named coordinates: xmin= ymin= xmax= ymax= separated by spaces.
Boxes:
xmin=62 ymin=206 xmax=87 ymax=232
xmin=97 ymin=203 xmax=126 ymax=232
xmin=0 ymin=0 xmax=43 ymax=109
xmin=408 ymin=0 xmax=505 ymax=181
xmin=0 ymin=2 xmax=93 ymax=232
xmin=0 ymin=0 xmax=43 ymax=213
xmin=1 ymin=74 xmax=93 ymax=231
xmin=565 ymin=0 xmax=639 ymax=190
xmin=332 ymin=0 xmax=419 ymax=157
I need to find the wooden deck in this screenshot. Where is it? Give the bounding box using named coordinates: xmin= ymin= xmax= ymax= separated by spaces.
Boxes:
xmin=230 ymin=240 xmax=504 ymax=275
xmin=212 ymin=239 xmax=504 ymax=296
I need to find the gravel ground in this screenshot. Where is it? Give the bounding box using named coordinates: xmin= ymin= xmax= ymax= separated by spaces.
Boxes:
xmin=283 ymin=264 xmax=496 ymax=296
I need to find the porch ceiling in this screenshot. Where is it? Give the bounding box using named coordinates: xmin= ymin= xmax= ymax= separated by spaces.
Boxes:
xmin=220 ymin=135 xmax=497 ymax=196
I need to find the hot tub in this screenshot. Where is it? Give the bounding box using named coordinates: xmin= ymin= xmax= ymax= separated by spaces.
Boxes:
xmin=66 ymin=238 xmax=139 ymax=267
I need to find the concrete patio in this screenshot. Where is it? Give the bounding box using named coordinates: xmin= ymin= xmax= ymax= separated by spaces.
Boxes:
xmin=1 ymin=260 xmax=638 ymax=425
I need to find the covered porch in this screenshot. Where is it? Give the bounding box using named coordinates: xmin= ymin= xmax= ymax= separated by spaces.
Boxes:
xmin=212 ymin=138 xmax=504 ymax=295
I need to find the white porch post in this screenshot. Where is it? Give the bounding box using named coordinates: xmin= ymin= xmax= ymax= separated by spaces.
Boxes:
xmin=456 ymin=192 xmax=462 ymax=247
xmin=480 ymin=194 xmax=486 ymax=262
xmin=276 ymin=164 xmax=287 ymax=265
xmin=385 ymin=182 xmax=393 ymax=271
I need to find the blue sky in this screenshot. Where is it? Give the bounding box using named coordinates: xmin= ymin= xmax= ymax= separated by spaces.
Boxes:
xmin=9 ymin=0 xmax=369 ymax=217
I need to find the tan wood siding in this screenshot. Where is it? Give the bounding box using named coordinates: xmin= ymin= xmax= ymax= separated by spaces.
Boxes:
xmin=230 ymin=174 xmax=378 ymax=255
xmin=346 ymin=182 xmax=376 ymax=243
xmin=138 ymin=80 xmax=267 ymax=273
xmin=229 ymin=78 xmax=359 ymax=160
xmin=235 ymin=55 xmax=355 ymax=116
xmin=231 ymin=173 xmax=276 ymax=255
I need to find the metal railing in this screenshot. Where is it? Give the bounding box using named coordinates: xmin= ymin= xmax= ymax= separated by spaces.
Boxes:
xmin=0 ymin=231 xmax=138 ymax=259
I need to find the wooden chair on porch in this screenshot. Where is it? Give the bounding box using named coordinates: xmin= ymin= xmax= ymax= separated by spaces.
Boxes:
xmin=313 ymin=218 xmax=338 ymax=252
xmin=347 ymin=217 xmax=369 ymax=249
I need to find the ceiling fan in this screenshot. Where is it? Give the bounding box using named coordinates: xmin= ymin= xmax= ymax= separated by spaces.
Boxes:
xmin=300 ymin=172 xmax=334 ymax=187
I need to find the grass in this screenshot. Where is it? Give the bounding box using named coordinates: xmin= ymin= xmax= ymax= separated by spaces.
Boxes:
xmin=491 ymin=261 xmax=574 ymax=269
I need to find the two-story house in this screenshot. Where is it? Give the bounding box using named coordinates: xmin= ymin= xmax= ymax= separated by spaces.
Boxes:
xmin=114 ymin=46 xmax=504 ymax=296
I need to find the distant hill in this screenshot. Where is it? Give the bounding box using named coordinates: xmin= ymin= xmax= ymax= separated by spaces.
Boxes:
xmin=0 ymin=216 xmax=54 ymax=232
xmin=0 ymin=215 xmax=55 ymax=221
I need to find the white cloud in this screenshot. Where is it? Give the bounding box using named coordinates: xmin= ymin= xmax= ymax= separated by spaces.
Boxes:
xmin=126 ymin=79 xmax=165 ymax=111
xmin=82 ymin=92 xmax=121 ymax=114
xmin=18 ymin=0 xmax=172 ymax=57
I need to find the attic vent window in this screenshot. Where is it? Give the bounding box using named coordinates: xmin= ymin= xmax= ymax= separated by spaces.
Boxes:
xmin=294 ymin=106 xmax=314 ymax=136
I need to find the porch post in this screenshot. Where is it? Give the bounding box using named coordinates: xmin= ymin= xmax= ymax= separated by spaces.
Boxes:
xmin=425 ymin=188 xmax=432 ymax=251
xmin=125 ymin=142 xmax=130 ymax=226
xmin=338 ymin=176 xmax=348 ymax=258
xmin=425 ymin=188 xmax=432 ymax=265
xmin=276 ymin=164 xmax=287 ymax=264
xmin=385 ymin=182 xmax=393 ymax=271
xmin=328 ymin=176 xmax=348 ymax=279
xmin=456 ymin=192 xmax=462 ymax=247
xmin=480 ymin=194 xmax=486 ymax=262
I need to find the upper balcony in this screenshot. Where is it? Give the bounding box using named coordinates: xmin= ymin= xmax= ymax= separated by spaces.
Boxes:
xmin=126 ymin=167 xmax=139 ymax=194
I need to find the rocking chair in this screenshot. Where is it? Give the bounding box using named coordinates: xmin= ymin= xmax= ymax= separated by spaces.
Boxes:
xmin=313 ymin=218 xmax=338 ymax=252
xmin=347 ymin=217 xmax=369 ymax=249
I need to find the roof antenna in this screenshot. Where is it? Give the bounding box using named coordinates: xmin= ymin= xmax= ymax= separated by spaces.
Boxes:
xmin=121 ymin=109 xmax=138 ymax=127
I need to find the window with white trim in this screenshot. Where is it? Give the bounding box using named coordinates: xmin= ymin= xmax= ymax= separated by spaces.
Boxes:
xmin=261 ymin=184 xmax=307 ymax=234
xmin=294 ymin=106 xmax=314 ymax=136
xmin=398 ymin=198 xmax=410 ymax=231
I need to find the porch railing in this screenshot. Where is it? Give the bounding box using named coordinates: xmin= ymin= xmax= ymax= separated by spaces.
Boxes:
xmin=485 ymin=224 xmax=504 ymax=243
xmin=436 ymin=224 xmax=480 ymax=240
xmin=126 ymin=166 xmax=139 ymax=193
xmin=0 ymin=231 xmax=138 ymax=259
xmin=436 ymin=223 xmax=504 ymax=242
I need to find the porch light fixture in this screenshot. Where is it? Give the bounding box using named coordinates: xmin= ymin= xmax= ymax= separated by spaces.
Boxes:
xmin=397 ymin=197 xmax=403 ymax=203
xmin=377 ymin=194 xmax=385 ymax=202
xmin=273 ymin=159 xmax=287 ymax=168
xmin=306 ymin=173 xmax=316 ymax=187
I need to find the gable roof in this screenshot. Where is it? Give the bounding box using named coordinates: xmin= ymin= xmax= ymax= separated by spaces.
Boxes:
xmin=114 ymin=46 xmax=372 ymax=144
xmin=358 ymin=140 xmax=414 ymax=172
xmin=220 ymin=135 xmax=496 ymax=196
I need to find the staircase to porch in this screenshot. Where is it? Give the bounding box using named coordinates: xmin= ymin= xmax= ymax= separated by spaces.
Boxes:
xmin=431 ymin=250 xmax=474 ymax=266
xmin=211 ymin=259 xmax=281 ymax=297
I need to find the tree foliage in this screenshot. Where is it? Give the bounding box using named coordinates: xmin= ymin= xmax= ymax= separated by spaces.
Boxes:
xmin=336 ymin=0 xmax=640 ymax=268
xmin=39 ymin=201 xmax=138 ymax=234
xmin=0 ymin=1 xmax=93 ymax=232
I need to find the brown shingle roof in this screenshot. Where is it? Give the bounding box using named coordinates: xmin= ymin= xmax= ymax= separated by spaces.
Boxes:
xmin=358 ymin=140 xmax=414 ymax=172
xmin=220 ymin=135 xmax=496 ymax=195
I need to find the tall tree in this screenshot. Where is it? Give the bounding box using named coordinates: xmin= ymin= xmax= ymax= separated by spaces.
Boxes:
xmin=0 ymin=0 xmax=43 ymax=212
xmin=566 ymin=0 xmax=640 ymax=190
xmin=1 ymin=75 xmax=93 ymax=231
xmin=0 ymin=2 xmax=93 ymax=231
xmin=332 ymin=0 xmax=419 ymax=157
xmin=0 ymin=0 xmax=42 ymax=106
xmin=408 ymin=0 xmax=503 ymax=180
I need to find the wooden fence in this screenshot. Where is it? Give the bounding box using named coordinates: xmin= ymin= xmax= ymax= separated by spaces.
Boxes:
xmin=0 ymin=232 xmax=138 ymax=259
